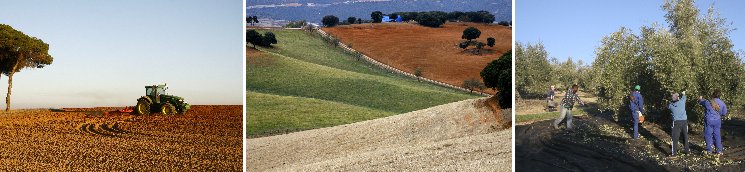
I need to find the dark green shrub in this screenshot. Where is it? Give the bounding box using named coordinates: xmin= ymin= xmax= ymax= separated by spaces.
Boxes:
xmin=481 ymin=51 xmax=512 ymax=108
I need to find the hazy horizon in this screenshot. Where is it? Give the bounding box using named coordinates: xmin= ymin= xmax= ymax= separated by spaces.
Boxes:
xmin=0 ymin=0 xmax=243 ymax=108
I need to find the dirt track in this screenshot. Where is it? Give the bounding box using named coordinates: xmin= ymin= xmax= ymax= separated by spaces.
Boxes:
xmin=0 ymin=105 xmax=242 ymax=171
xmin=517 ymin=113 xmax=745 ymax=171
xmin=247 ymin=98 xmax=512 ymax=171
xmin=322 ymin=23 xmax=511 ymax=95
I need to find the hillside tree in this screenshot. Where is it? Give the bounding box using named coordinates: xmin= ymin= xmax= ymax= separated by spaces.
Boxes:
xmin=247 ymin=30 xmax=262 ymax=48
xmin=481 ymin=51 xmax=512 ymax=108
xmin=463 ymin=78 xmax=485 ymax=93
xmin=322 ymin=15 xmax=339 ymax=27
xmin=487 ymin=37 xmax=496 ymax=47
xmin=462 ymin=27 xmax=481 ymax=41
xmin=371 ymin=11 xmax=383 ymax=23
xmin=416 ymin=12 xmax=444 ymax=27
xmin=414 ymin=67 xmax=423 ymax=81
xmin=447 ymin=11 xmax=465 ymax=21
xmin=261 ymin=32 xmax=277 ymax=46
xmin=347 ymin=17 xmax=357 ymax=25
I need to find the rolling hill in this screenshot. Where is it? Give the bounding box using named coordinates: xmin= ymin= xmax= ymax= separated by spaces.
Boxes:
xmin=247 ymin=29 xmax=481 ymax=137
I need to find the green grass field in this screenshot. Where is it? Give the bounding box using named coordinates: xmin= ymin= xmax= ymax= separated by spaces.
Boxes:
xmin=247 ymin=30 xmax=480 ymax=137
xmin=247 ymin=91 xmax=394 ymax=137
xmin=254 ymin=30 xmax=382 ymax=76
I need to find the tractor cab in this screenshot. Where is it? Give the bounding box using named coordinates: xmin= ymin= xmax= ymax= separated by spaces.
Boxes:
xmin=145 ymin=84 xmax=168 ymax=103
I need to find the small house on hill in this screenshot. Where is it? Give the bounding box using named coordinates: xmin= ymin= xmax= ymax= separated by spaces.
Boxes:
xmin=381 ymin=15 xmax=402 ymax=23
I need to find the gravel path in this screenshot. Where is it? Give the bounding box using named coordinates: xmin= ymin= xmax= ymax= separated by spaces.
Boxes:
xmin=247 ymin=98 xmax=511 ymax=171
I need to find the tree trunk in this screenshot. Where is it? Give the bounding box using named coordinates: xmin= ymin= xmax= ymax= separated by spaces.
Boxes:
xmin=6 ymin=62 xmax=18 ymax=111
xmin=6 ymin=72 xmax=13 ymax=111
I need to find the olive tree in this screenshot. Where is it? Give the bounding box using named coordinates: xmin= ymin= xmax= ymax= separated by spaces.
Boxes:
xmin=515 ymin=42 xmax=552 ymax=98
xmin=590 ymin=0 xmax=745 ymax=123
xmin=590 ymin=27 xmax=644 ymax=121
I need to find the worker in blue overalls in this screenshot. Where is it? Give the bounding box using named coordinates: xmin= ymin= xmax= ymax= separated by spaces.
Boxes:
xmin=699 ymin=90 xmax=727 ymax=154
xmin=629 ymin=85 xmax=644 ymax=139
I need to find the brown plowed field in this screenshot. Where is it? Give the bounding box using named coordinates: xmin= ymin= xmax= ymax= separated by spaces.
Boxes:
xmin=0 ymin=105 xmax=242 ymax=171
xmin=322 ymin=22 xmax=512 ymax=95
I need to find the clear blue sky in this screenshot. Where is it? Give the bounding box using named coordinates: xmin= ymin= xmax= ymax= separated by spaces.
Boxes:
xmin=0 ymin=0 xmax=243 ymax=108
xmin=517 ymin=0 xmax=745 ymax=65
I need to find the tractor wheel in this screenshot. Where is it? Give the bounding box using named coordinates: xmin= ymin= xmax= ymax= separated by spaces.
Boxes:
xmin=135 ymin=99 xmax=151 ymax=115
xmin=161 ymin=103 xmax=176 ymax=115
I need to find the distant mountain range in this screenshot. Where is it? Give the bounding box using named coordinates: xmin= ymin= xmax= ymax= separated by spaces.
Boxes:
xmin=247 ymin=0 xmax=511 ymax=24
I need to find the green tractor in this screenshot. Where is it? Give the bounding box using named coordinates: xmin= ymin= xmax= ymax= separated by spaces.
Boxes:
xmin=135 ymin=84 xmax=190 ymax=115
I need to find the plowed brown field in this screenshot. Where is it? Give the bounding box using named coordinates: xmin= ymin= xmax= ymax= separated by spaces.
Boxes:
xmin=0 ymin=105 xmax=242 ymax=171
xmin=322 ymin=22 xmax=512 ymax=95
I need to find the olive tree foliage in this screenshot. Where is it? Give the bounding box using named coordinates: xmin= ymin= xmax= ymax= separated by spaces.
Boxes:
xmin=590 ymin=27 xmax=645 ymax=120
xmin=694 ymin=5 xmax=745 ymax=116
xmin=548 ymin=58 xmax=591 ymax=91
xmin=590 ymin=0 xmax=745 ymax=123
xmin=575 ymin=60 xmax=592 ymax=90
xmin=515 ymin=42 xmax=552 ymax=98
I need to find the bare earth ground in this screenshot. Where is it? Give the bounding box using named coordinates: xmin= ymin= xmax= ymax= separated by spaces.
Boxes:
xmin=247 ymin=98 xmax=512 ymax=171
xmin=517 ymin=110 xmax=745 ymax=171
xmin=517 ymin=91 xmax=598 ymax=115
xmin=322 ymin=23 xmax=512 ymax=95
xmin=0 ymin=105 xmax=242 ymax=171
